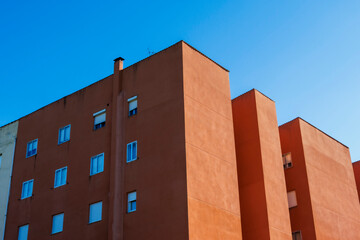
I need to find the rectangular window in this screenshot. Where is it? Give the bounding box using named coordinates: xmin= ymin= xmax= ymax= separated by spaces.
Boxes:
xmin=21 ymin=180 xmax=34 ymax=199
xmin=127 ymin=191 xmax=137 ymax=213
xmin=18 ymin=224 xmax=29 ymax=240
xmin=292 ymin=231 xmax=302 ymax=240
xmin=54 ymin=167 xmax=67 ymax=188
xmin=90 ymin=153 xmax=104 ymax=176
xmin=126 ymin=141 xmax=137 ymax=163
xmin=287 ymin=190 xmax=297 ymax=208
xmin=26 ymin=139 xmax=38 ymax=158
xmin=282 ymin=152 xmax=292 ymax=169
xmin=128 ymin=96 xmax=137 ymax=116
xmin=93 ymin=109 xmax=106 ymax=130
xmin=52 ymin=213 xmax=64 ymax=234
xmin=58 ymin=125 xmax=71 ymax=144
xmin=89 ymin=201 xmax=102 ymax=223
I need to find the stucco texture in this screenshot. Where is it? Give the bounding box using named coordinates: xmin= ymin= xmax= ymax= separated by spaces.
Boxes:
xmin=232 ymin=90 xmax=292 ymax=240
xmin=182 ymin=43 xmax=242 ymax=240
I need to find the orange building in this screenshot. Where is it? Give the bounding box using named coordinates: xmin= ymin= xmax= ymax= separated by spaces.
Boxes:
xmin=279 ymin=118 xmax=360 ymax=240
xmin=3 ymin=41 xmax=242 ymax=240
xmin=232 ymin=89 xmax=292 ymax=240
xmin=1 ymin=41 xmax=360 ymax=240
xmin=353 ymin=161 xmax=360 ymax=202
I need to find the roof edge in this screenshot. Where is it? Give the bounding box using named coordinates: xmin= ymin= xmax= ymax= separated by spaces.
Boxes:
xmin=232 ymin=88 xmax=275 ymax=103
xmin=280 ymin=117 xmax=349 ymax=149
xmin=181 ymin=41 xmax=229 ymax=72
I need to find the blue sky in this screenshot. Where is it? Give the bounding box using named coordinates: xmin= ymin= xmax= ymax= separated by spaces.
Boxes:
xmin=1 ymin=0 xmax=359 ymax=162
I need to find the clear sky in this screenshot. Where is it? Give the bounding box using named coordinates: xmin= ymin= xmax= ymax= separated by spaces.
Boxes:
xmin=1 ymin=0 xmax=359 ymax=162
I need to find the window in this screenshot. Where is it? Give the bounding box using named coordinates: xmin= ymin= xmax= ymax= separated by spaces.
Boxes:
xmin=51 ymin=213 xmax=64 ymax=234
xmin=128 ymin=96 xmax=137 ymax=116
xmin=18 ymin=224 xmax=29 ymax=240
xmin=89 ymin=201 xmax=102 ymax=223
xmin=54 ymin=167 xmax=67 ymax=188
xmin=127 ymin=191 xmax=136 ymax=213
xmin=93 ymin=109 xmax=106 ymax=130
xmin=21 ymin=180 xmax=34 ymax=199
xmin=287 ymin=190 xmax=297 ymax=208
xmin=58 ymin=125 xmax=71 ymax=144
xmin=126 ymin=141 xmax=137 ymax=163
xmin=0 ymin=154 xmax=2 ymax=168
xmin=90 ymin=153 xmax=104 ymax=176
xmin=282 ymin=152 xmax=292 ymax=169
xmin=292 ymin=231 xmax=302 ymax=240
xmin=26 ymin=139 xmax=38 ymax=158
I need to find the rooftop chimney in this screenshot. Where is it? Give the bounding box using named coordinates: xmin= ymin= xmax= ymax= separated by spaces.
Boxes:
xmin=113 ymin=57 xmax=124 ymax=71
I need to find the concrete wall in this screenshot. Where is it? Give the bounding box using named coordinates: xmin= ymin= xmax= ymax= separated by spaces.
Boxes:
xmin=182 ymin=42 xmax=242 ymax=240
xmin=353 ymin=161 xmax=360 ymax=202
xmin=0 ymin=121 xmax=18 ymax=240
xmin=280 ymin=118 xmax=360 ymax=240
xmin=232 ymin=90 xmax=292 ymax=240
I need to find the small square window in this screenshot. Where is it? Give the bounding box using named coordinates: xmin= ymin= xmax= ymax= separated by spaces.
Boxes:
xmin=54 ymin=167 xmax=67 ymax=188
xmin=90 ymin=153 xmax=104 ymax=176
xmin=127 ymin=191 xmax=136 ymax=213
xmin=89 ymin=201 xmax=102 ymax=223
xmin=126 ymin=141 xmax=137 ymax=163
xmin=128 ymin=96 xmax=137 ymax=116
xmin=52 ymin=213 xmax=64 ymax=234
xmin=287 ymin=190 xmax=297 ymax=208
xmin=21 ymin=179 xmax=34 ymax=199
xmin=282 ymin=152 xmax=292 ymax=169
xmin=93 ymin=109 xmax=106 ymax=130
xmin=18 ymin=224 xmax=29 ymax=240
xmin=58 ymin=125 xmax=71 ymax=144
xmin=26 ymin=139 xmax=38 ymax=158
xmin=292 ymin=231 xmax=302 ymax=240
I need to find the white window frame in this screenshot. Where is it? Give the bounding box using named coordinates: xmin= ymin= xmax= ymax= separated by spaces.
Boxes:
xmin=93 ymin=109 xmax=106 ymax=130
xmin=90 ymin=153 xmax=104 ymax=176
xmin=126 ymin=141 xmax=137 ymax=163
xmin=18 ymin=224 xmax=29 ymax=240
xmin=51 ymin=213 xmax=64 ymax=234
xmin=58 ymin=125 xmax=71 ymax=144
xmin=127 ymin=191 xmax=137 ymax=213
xmin=21 ymin=179 xmax=34 ymax=199
xmin=89 ymin=201 xmax=103 ymax=223
xmin=26 ymin=139 xmax=38 ymax=158
xmin=128 ymin=96 xmax=137 ymax=116
xmin=54 ymin=167 xmax=67 ymax=188
xmin=282 ymin=152 xmax=292 ymax=169
xmin=287 ymin=190 xmax=298 ymax=208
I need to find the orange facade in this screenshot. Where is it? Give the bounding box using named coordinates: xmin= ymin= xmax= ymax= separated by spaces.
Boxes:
xmin=4 ymin=41 xmax=242 ymax=240
xmin=279 ymin=118 xmax=360 ymax=240
xmin=232 ymin=90 xmax=292 ymax=240
xmin=1 ymin=41 xmax=360 ymax=240
xmin=353 ymin=161 xmax=360 ymax=202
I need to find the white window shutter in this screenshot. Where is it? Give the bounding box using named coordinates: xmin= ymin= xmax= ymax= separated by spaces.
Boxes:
xmin=94 ymin=113 xmax=106 ymax=125
xmin=287 ymin=191 xmax=297 ymax=208
xmin=128 ymin=192 xmax=136 ymax=202
xmin=129 ymin=100 xmax=137 ymax=111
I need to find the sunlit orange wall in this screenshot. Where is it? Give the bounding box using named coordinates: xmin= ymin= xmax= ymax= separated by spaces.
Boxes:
xmin=232 ymin=89 xmax=292 ymax=240
xmin=183 ymin=42 xmax=243 ymax=240
xmin=280 ymin=118 xmax=360 ymax=240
